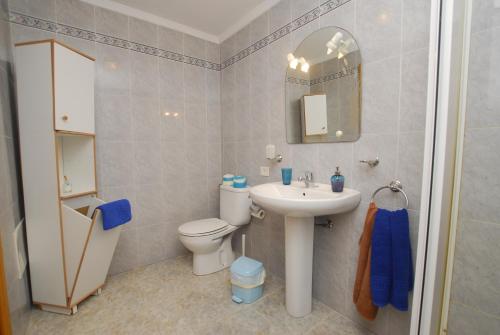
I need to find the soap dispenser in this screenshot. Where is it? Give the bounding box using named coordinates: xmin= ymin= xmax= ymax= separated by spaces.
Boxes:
xmin=331 ymin=167 xmax=344 ymax=192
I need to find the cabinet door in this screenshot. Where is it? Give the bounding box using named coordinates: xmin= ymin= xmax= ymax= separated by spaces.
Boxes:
xmin=54 ymin=43 xmax=95 ymax=134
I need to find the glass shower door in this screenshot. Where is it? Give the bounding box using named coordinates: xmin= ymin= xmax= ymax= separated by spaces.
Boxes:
xmin=442 ymin=0 xmax=500 ymax=333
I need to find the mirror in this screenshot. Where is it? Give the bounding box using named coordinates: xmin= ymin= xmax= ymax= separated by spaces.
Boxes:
xmin=285 ymin=26 xmax=361 ymax=144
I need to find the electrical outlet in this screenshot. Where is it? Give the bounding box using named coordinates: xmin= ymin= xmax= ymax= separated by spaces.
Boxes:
xmin=260 ymin=166 xmax=270 ymax=177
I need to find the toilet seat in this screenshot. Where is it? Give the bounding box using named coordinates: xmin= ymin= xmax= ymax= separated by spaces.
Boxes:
xmin=178 ymin=218 xmax=229 ymax=237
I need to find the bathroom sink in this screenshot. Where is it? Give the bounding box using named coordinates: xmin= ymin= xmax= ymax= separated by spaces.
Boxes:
xmin=250 ymin=181 xmax=360 ymax=217
xmin=249 ymin=181 xmax=360 ymax=318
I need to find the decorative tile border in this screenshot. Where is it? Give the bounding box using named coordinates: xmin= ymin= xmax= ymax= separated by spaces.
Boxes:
xmin=287 ymin=66 xmax=357 ymax=87
xmin=221 ymin=0 xmax=351 ymax=70
xmin=9 ymin=0 xmax=351 ymax=72
xmin=310 ymin=66 xmax=357 ymax=85
xmin=287 ymin=77 xmax=310 ymax=86
xmin=9 ymin=12 xmax=221 ymax=71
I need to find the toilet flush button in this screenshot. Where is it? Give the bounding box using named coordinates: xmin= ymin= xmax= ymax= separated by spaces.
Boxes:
xmin=260 ymin=166 xmax=270 ymax=177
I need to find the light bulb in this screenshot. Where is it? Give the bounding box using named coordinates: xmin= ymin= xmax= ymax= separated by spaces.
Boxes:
xmin=287 ymin=53 xmax=295 ymax=62
xmin=327 ymin=48 xmax=333 ymax=55
xmin=336 ymin=130 xmax=343 ymax=138
xmin=289 ymin=58 xmax=298 ymax=69
xmin=337 ymin=51 xmax=345 ymax=59
xmin=164 ymin=112 xmax=170 ymax=116
xmin=301 ymin=61 xmax=309 ymax=73
xmin=332 ymin=32 xmax=343 ymax=45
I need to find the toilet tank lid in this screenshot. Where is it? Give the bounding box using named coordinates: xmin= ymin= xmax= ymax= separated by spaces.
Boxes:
xmin=220 ymin=185 xmax=250 ymax=193
xmin=230 ymin=256 xmax=264 ymax=277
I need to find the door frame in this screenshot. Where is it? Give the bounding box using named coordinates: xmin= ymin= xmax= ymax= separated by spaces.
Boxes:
xmin=410 ymin=0 xmax=470 ymax=334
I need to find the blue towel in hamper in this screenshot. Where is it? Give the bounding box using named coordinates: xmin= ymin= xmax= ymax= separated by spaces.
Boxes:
xmin=370 ymin=209 xmax=392 ymax=307
xmin=96 ymin=199 xmax=132 ymax=230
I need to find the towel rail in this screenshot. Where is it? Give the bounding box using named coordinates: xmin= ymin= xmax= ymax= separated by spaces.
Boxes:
xmin=370 ymin=180 xmax=409 ymax=209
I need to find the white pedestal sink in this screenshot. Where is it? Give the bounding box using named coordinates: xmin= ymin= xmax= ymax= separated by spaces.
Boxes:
xmin=250 ymin=181 xmax=361 ymax=317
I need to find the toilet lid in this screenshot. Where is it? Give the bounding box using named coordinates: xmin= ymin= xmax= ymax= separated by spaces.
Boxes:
xmin=178 ymin=218 xmax=229 ymax=237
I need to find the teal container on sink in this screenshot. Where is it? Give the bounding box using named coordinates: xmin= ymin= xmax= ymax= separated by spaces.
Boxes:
xmin=230 ymin=256 xmax=266 ymax=304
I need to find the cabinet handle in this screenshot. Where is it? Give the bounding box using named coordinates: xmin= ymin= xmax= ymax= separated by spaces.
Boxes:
xmin=62 ymin=115 xmax=69 ymax=122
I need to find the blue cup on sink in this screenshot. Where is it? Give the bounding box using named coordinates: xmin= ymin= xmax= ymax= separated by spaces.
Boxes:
xmin=281 ymin=168 xmax=292 ymax=185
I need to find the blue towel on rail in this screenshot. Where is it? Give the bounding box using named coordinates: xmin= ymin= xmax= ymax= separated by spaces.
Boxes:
xmin=371 ymin=209 xmax=392 ymax=307
xmin=390 ymin=208 xmax=413 ymax=311
xmin=97 ymin=199 xmax=132 ymax=230
xmin=370 ymin=208 xmax=413 ymax=310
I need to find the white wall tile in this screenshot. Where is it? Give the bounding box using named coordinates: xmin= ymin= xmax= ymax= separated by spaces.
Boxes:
xmin=402 ymin=0 xmax=431 ymax=52
xmin=158 ymin=26 xmax=183 ymax=54
xmin=95 ymin=43 xmax=130 ymax=95
xmin=129 ymin=17 xmax=158 ymax=47
xmin=250 ymin=12 xmax=269 ymax=45
xmin=95 ymin=93 xmax=132 ymax=141
xmin=448 ymin=302 xmax=500 ymax=335
xmin=131 ymin=52 xmax=158 ymax=99
xmin=9 ymin=0 xmax=55 ymax=21
xmin=399 ymin=48 xmax=429 ymax=132
xmin=361 ymin=56 xmax=401 ymax=134
xmin=270 ymin=0 xmax=291 ymax=32
xmin=451 ymin=220 xmax=500 ymax=317
xmin=184 ymin=33 xmax=207 ymax=60
xmin=465 ymin=27 xmax=500 ymax=128
xmin=397 ymin=132 xmax=425 ymax=210
xmin=95 ymin=7 xmax=128 ymax=40
xmin=55 ymin=0 xmax=95 ymax=31
xmin=131 ymin=96 xmax=160 ymax=141
xmin=460 ymin=128 xmax=500 ymax=223
xmin=355 ymin=0 xmax=402 ymax=63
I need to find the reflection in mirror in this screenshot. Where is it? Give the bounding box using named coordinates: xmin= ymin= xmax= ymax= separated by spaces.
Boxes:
xmin=285 ymin=26 xmax=361 ymax=144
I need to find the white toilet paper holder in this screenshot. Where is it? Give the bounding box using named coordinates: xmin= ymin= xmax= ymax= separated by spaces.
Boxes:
xmin=250 ymin=203 xmax=265 ymax=220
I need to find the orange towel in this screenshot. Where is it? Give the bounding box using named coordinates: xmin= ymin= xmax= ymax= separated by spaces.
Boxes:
xmin=353 ymin=202 xmax=378 ymax=320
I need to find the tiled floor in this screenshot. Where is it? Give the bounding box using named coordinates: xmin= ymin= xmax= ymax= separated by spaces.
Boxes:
xmin=27 ymin=256 xmax=373 ymax=335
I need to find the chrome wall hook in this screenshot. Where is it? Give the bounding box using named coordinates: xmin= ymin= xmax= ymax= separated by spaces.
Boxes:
xmin=359 ymin=157 xmax=379 ymax=167
xmin=267 ymin=154 xmax=283 ymax=163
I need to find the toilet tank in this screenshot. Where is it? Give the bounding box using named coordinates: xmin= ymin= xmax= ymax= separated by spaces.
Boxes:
xmin=220 ymin=185 xmax=251 ymax=226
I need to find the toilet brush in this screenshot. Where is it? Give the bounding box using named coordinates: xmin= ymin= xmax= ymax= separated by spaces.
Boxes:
xmin=242 ymin=234 xmax=246 ymax=257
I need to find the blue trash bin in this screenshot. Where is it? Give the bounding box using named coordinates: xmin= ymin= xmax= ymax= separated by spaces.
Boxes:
xmin=230 ymin=256 xmax=266 ymax=304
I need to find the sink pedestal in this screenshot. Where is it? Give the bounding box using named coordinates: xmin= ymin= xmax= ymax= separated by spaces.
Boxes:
xmin=249 ymin=182 xmax=361 ymax=317
xmin=285 ymin=216 xmax=314 ymax=317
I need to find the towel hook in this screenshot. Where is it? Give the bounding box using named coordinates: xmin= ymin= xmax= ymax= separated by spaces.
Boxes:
xmin=370 ymin=180 xmax=409 ymax=209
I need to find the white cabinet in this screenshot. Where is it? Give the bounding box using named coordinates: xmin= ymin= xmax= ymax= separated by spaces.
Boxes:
xmin=54 ymin=43 xmax=95 ymax=134
xmin=15 ymin=40 xmax=120 ymax=315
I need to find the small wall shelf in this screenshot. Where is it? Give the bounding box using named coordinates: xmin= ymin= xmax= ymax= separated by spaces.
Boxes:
xmin=56 ymin=132 xmax=97 ymax=198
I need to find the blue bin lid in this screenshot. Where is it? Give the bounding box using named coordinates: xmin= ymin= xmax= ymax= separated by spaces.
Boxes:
xmin=230 ymin=256 xmax=263 ymax=277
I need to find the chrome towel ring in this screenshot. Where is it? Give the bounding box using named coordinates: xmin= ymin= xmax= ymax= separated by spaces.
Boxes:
xmin=371 ymin=180 xmax=409 ymax=209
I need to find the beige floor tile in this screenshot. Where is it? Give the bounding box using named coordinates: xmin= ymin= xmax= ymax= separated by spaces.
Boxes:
xmin=27 ymin=255 xmax=370 ymax=335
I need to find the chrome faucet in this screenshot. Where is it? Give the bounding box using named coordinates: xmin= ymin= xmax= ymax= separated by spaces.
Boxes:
xmin=298 ymin=171 xmax=316 ymax=188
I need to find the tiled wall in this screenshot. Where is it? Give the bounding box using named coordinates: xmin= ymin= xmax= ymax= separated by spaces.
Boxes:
xmin=5 ymin=0 xmax=433 ymax=333
xmin=7 ymin=0 xmax=222 ymax=275
xmin=0 ymin=0 xmax=31 ymax=333
xmin=447 ymin=1 xmax=500 ymax=333
xmin=221 ymin=0 xmax=430 ymax=333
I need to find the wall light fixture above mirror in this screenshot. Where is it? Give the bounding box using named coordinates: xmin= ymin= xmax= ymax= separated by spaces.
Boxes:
xmin=285 ymin=26 xmax=361 ymax=144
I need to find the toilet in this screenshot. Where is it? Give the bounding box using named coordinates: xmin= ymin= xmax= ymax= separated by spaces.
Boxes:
xmin=178 ymin=185 xmax=251 ymax=275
